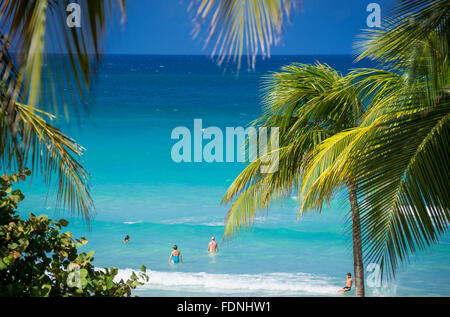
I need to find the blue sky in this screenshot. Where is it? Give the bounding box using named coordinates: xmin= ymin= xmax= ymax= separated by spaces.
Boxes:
xmin=105 ymin=0 xmax=389 ymax=55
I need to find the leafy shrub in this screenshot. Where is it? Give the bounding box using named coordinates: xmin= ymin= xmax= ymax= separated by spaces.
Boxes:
xmin=0 ymin=170 xmax=149 ymax=296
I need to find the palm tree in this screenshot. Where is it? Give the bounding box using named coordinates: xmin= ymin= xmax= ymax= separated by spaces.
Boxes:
xmin=303 ymin=0 xmax=449 ymax=281
xmin=221 ymin=63 xmax=368 ymax=296
xmin=222 ymin=0 xmax=449 ymax=295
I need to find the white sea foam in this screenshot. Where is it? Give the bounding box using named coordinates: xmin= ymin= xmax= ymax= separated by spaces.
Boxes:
xmin=200 ymin=222 xmax=225 ymax=227
xmin=161 ymin=216 xmax=221 ymax=226
xmin=123 ymin=220 xmax=144 ymax=225
xmin=159 ymin=215 xmax=274 ymax=227
xmin=114 ymin=268 xmax=339 ymax=296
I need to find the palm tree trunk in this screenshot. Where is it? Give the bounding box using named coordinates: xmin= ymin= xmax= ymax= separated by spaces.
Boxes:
xmin=347 ymin=180 xmax=365 ymax=297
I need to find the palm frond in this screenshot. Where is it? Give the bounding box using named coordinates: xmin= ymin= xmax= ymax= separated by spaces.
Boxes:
xmin=352 ymin=99 xmax=450 ymax=280
xmin=190 ymin=0 xmax=298 ymax=70
xmin=355 ymin=0 xmax=449 ymax=76
xmin=298 ymin=126 xmax=371 ymax=216
xmin=0 ymin=101 xmax=92 ymax=221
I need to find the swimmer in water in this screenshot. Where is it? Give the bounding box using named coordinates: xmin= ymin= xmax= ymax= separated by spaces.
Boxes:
xmin=169 ymin=245 xmax=182 ymax=264
xmin=207 ymin=236 xmax=219 ymax=253
xmin=123 ymin=235 xmax=130 ymax=243
xmin=338 ymin=273 xmax=354 ymax=293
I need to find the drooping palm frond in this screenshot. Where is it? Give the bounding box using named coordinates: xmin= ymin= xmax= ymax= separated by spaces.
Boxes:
xmin=190 ymin=0 xmax=298 ymax=70
xmin=352 ymin=99 xmax=450 ymax=280
xmin=0 ymin=99 xmax=93 ymax=221
xmin=0 ymin=0 xmax=125 ymax=220
xmin=222 ymin=149 xmax=285 ymax=237
xmin=17 ymin=103 xmax=92 ymax=220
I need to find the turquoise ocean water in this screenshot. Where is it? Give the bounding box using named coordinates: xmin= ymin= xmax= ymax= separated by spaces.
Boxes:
xmin=18 ymin=55 xmax=450 ymax=296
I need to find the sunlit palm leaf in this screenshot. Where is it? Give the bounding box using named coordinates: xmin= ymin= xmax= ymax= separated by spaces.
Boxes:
xmin=298 ymin=126 xmax=371 ymax=216
xmin=0 ymin=99 xmax=93 ymax=221
xmin=222 ymin=144 xmax=304 ymax=238
xmin=16 ymin=102 xmax=93 ymax=221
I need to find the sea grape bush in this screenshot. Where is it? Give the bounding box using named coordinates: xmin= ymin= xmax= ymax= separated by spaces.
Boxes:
xmin=0 ymin=170 xmax=149 ymax=296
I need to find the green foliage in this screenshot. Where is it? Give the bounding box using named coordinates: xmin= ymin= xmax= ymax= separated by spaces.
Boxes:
xmin=0 ymin=171 xmax=149 ymax=297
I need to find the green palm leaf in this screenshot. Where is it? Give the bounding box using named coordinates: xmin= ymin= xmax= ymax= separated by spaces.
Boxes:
xmin=0 ymin=100 xmax=93 ymax=221
xmin=353 ymin=100 xmax=450 ymax=280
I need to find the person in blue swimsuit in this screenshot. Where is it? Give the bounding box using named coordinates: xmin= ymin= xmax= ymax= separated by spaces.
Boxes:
xmin=169 ymin=245 xmax=182 ymax=264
